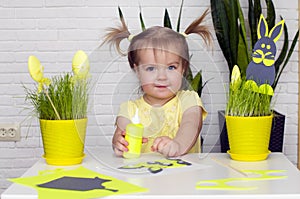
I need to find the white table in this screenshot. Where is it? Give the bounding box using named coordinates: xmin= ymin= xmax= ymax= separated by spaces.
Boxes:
xmin=2 ymin=147 xmax=300 ymax=199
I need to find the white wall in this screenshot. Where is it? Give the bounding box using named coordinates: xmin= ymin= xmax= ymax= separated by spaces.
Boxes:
xmin=0 ymin=0 xmax=298 ymax=194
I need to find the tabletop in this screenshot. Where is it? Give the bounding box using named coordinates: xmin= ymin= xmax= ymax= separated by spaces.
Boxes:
xmin=2 ymin=147 xmax=300 ymax=199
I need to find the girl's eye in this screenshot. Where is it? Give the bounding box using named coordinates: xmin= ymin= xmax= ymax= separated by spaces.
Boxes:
xmin=168 ymin=65 xmax=176 ymax=70
xmin=146 ymin=66 xmax=155 ymax=71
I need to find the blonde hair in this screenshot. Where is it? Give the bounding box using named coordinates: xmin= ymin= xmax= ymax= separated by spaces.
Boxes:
xmin=102 ymin=8 xmax=212 ymax=72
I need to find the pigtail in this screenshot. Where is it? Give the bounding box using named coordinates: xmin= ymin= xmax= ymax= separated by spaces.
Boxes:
xmin=184 ymin=8 xmax=213 ymax=47
xmin=101 ymin=7 xmax=131 ymax=55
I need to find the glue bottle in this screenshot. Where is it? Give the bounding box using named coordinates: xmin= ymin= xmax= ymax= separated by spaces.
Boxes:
xmin=123 ymin=108 xmax=144 ymax=159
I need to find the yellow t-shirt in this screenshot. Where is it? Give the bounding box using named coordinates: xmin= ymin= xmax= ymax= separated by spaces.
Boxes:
xmin=117 ymin=90 xmax=207 ymax=153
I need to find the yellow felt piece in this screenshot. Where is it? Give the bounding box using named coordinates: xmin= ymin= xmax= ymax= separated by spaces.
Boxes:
xmin=257 ymin=14 xmax=269 ymax=39
xmin=28 ymin=55 xmax=51 ymax=93
xmin=9 ymin=166 xmax=148 ymax=199
xmin=242 ymin=170 xmax=286 ymax=180
xmin=258 ymin=84 xmax=274 ymax=96
xmin=196 ymin=178 xmax=256 ymax=190
xmin=244 ymin=80 xmax=259 ymax=92
xmin=230 ymin=65 xmax=241 ymax=86
xmin=72 ymin=50 xmax=90 ymax=77
xmin=268 ymin=19 xmax=284 ymax=42
xmin=28 ymin=55 xmax=44 ymax=82
xmin=196 ymin=170 xmax=286 ymax=190
xmin=244 ymin=80 xmax=274 ymax=96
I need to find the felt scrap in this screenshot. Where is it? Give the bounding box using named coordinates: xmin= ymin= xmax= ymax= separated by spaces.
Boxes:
xmin=9 ymin=166 xmax=148 ymax=199
xmin=119 ymin=158 xmax=192 ymax=174
xmin=196 ymin=170 xmax=287 ymax=190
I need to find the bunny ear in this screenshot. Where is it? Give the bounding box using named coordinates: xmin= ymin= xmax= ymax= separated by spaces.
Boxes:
xmin=268 ymin=20 xmax=284 ymax=42
xmin=257 ymin=15 xmax=268 ymax=39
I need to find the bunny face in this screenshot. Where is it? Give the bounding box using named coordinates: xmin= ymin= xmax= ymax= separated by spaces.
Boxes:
xmin=252 ymin=38 xmax=276 ymax=67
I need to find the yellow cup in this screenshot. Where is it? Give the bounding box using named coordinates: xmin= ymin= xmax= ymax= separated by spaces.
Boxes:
xmin=40 ymin=118 xmax=87 ymax=165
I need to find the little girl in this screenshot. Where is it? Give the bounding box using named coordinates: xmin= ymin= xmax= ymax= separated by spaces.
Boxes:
xmin=103 ymin=9 xmax=212 ymax=157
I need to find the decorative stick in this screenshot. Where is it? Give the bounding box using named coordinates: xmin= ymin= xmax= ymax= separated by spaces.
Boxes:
xmin=45 ymin=90 xmax=61 ymax=120
xmin=211 ymin=157 xmax=249 ymax=177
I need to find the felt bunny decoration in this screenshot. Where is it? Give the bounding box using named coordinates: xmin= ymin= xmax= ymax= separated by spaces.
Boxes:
xmin=246 ymin=15 xmax=284 ymax=90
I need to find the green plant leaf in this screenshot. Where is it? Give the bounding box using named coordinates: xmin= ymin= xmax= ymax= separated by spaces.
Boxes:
xmin=224 ymin=0 xmax=239 ymax=68
xmin=118 ymin=6 xmax=124 ymax=21
xmin=185 ymin=67 xmax=193 ymax=83
xmin=273 ymin=30 xmax=299 ymax=90
xmin=253 ymin=0 xmax=262 ymax=45
xmin=118 ymin=6 xmax=127 ymax=28
xmin=265 ymin=0 xmax=275 ymax=29
xmin=236 ymin=0 xmax=250 ymax=76
xmin=211 ymin=0 xmax=236 ymax=74
xmin=226 ymin=78 xmax=272 ymax=116
xmin=191 ymin=71 xmax=202 ymax=93
xmin=176 ymin=0 xmax=184 ymax=32
xmin=196 ymin=71 xmax=204 ymax=97
xmin=164 ymin=9 xmax=172 ymax=29
xmin=248 ymin=0 xmax=255 ymax=49
xmin=253 ymin=0 xmax=262 ymax=23
xmin=183 ymin=65 xmax=193 ymax=90
xmin=25 ymin=73 xmax=90 ymax=120
xmin=274 ymin=16 xmax=289 ymax=77
xmin=237 ymin=32 xmax=249 ymax=77
xmin=139 ymin=5 xmax=146 ymax=31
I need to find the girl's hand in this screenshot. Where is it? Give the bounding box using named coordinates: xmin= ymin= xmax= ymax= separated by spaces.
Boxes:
xmin=151 ymin=136 xmax=180 ymax=157
xmin=112 ymin=130 xmax=128 ymax=157
xmin=112 ymin=129 xmax=148 ymax=157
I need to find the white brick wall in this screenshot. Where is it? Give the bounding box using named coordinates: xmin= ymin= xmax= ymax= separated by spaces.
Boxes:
xmin=0 ymin=0 xmax=298 ymax=194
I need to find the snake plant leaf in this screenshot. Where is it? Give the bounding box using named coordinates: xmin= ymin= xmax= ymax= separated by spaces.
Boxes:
xmin=282 ymin=30 xmax=299 ymax=69
xmin=139 ymin=5 xmax=146 ymax=31
xmin=196 ymin=71 xmax=203 ymax=97
xmin=265 ymin=0 xmax=275 ymax=29
xmin=248 ymin=0 xmax=255 ymax=49
xmin=191 ymin=71 xmax=202 ymax=96
xmin=224 ymin=0 xmax=239 ymax=67
xmin=164 ymin=9 xmax=172 ymax=29
xmin=118 ymin=6 xmax=122 ymax=18
xmin=254 ymin=0 xmax=262 ymax=23
xmin=236 ymin=0 xmax=250 ymax=76
xmin=183 ymin=65 xmax=193 ymax=90
xmin=185 ymin=67 xmax=193 ymax=83
xmin=211 ymin=0 xmax=235 ymax=74
xmin=253 ymin=0 xmax=262 ymax=45
xmin=237 ymin=32 xmax=249 ymax=76
xmin=274 ymin=16 xmax=289 ymax=76
xmin=176 ymin=0 xmax=184 ymax=32
xmin=118 ymin=6 xmax=127 ymax=29
xmin=118 ymin=6 xmax=124 ymax=22
xmin=273 ymin=29 xmax=299 ymax=90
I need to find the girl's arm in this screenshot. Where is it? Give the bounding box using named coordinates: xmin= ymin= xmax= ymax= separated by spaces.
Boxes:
xmin=152 ymin=106 xmax=203 ymax=157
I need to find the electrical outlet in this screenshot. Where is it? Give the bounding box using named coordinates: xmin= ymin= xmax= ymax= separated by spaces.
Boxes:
xmin=0 ymin=123 xmax=20 ymax=141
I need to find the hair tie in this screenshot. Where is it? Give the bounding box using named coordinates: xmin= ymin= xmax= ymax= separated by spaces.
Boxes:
xmin=128 ymin=34 xmax=135 ymax=41
xmin=180 ymin=32 xmax=188 ymax=38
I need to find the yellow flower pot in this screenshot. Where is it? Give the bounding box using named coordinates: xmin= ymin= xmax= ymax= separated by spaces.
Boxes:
xmin=225 ymin=115 xmax=273 ymax=161
xmin=39 ymin=118 xmax=87 ymax=165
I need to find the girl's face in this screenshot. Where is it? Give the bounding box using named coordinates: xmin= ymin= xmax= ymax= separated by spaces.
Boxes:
xmin=134 ymin=49 xmax=184 ymax=106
